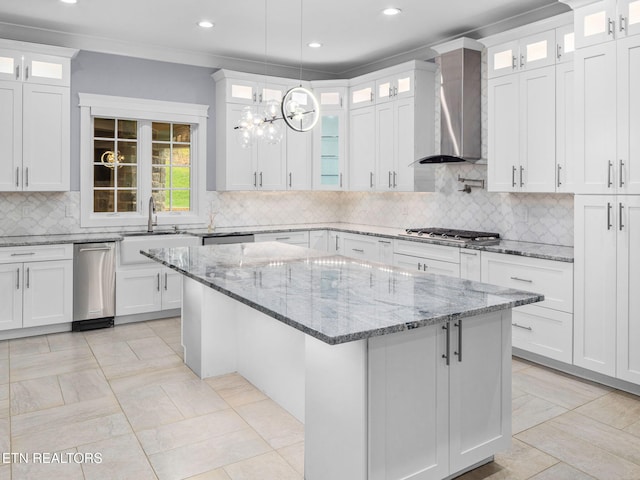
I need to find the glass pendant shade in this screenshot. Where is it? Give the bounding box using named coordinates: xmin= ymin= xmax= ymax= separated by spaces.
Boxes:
xmin=282 ymin=87 xmax=320 ymax=132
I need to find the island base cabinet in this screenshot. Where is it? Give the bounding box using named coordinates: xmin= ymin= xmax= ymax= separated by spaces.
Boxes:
xmin=22 ymin=260 xmax=73 ymax=327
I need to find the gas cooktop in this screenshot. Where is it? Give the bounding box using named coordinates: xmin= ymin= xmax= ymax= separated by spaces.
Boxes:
xmin=400 ymin=228 xmax=501 ymax=246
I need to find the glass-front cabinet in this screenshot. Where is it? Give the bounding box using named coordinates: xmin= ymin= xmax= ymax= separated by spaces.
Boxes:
xmin=312 ymin=84 xmax=347 ymax=190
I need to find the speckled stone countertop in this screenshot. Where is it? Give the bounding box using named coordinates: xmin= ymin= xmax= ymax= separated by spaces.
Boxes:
xmin=0 ymin=232 xmax=125 ymax=247
xmin=142 ymin=242 xmax=544 ymax=345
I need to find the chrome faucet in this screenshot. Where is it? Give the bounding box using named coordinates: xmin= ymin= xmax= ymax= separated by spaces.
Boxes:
xmin=147 ymin=196 xmax=157 ymax=232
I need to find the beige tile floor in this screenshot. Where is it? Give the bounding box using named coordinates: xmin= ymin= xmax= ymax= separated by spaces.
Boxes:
xmin=1 ymin=318 xmax=639 ymax=479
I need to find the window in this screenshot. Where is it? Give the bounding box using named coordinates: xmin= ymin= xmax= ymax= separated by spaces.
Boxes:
xmin=79 ymin=94 xmax=208 ymax=227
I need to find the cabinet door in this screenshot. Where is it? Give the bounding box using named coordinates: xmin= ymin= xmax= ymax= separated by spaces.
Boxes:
xmin=309 ymin=230 xmax=328 ymax=252
xmin=256 ymin=133 xmax=286 ymax=190
xmin=487 ymin=41 xmax=519 ymax=78
xmin=368 ymin=324 xmax=449 ymax=480
xmin=617 ymin=35 xmax=640 ymax=194
xmin=556 ymin=25 xmax=576 ymax=64
xmin=519 ymin=65 xmax=556 ymax=192
xmin=459 ymin=250 xmax=481 ymax=281
xmin=0 ymin=264 xmax=22 ymax=331
xmin=393 ymin=254 xmax=460 ymax=277
xmin=375 ymin=102 xmax=394 ymax=191
xmin=449 ymin=312 xmax=511 ymax=473
xmin=314 ymin=112 xmax=345 ymax=190
xmin=574 ymin=0 xmax=616 ymax=48
xmin=520 ymin=30 xmax=556 ymax=71
xmin=327 ymin=232 xmax=343 ymax=254
xmin=350 ymin=81 xmax=375 ymax=109
xmin=22 ymin=84 xmax=70 ymax=191
xmin=574 ymin=195 xmax=617 ymax=376
xmin=116 ymin=269 xmax=162 ymax=316
xmin=377 ymin=239 xmax=393 ymax=265
xmin=0 ymin=49 xmax=21 ymax=82
xmin=349 ymin=106 xmax=376 ymax=191
xmin=0 ymin=81 xmax=22 ymax=191
xmin=574 ymin=43 xmax=617 ymax=194
xmin=23 ymin=260 xmax=73 ymax=327
xmin=619 ymin=0 xmax=640 ymax=37
xmin=394 ymin=98 xmax=416 ymax=191
xmin=512 ymin=305 xmax=574 ymax=364
xmin=286 ymin=129 xmax=312 ymax=190
xmin=223 ymin=104 xmax=257 ymax=190
xmin=226 ymin=79 xmax=258 ymax=105
xmin=556 ymin=62 xmax=575 ymax=192
xmin=342 ymin=234 xmax=378 ymax=262
xmin=487 ymin=75 xmax=519 ymax=192
xmin=616 ymin=196 xmax=640 ymax=384
xmin=23 ymin=53 xmax=70 ymax=87
xmin=161 ymin=268 xmax=183 ymax=310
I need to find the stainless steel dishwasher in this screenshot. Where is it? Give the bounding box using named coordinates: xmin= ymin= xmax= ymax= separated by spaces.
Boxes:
xmin=72 ymin=242 xmax=116 ymax=331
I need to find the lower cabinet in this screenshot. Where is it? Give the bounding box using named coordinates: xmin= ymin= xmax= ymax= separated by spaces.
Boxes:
xmin=254 ymin=231 xmax=309 ymax=247
xmin=459 ymin=249 xmax=481 ymax=281
xmin=309 ymin=230 xmax=328 ymax=251
xmin=0 ymin=245 xmax=73 ymax=331
xmin=393 ymin=239 xmax=460 ymax=277
xmin=368 ymin=311 xmax=511 ymax=479
xmin=116 ymin=267 xmax=181 ymax=316
xmin=342 ymin=233 xmax=379 ymax=262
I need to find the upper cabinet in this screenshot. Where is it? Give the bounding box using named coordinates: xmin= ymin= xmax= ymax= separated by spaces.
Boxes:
xmin=563 ymin=0 xmax=640 ymax=48
xmin=484 ymin=15 xmax=575 ymax=193
xmin=0 ymin=40 xmax=76 ymax=192
xmin=349 ymin=80 xmax=376 ymax=109
xmin=375 ymin=71 xmax=415 ymax=103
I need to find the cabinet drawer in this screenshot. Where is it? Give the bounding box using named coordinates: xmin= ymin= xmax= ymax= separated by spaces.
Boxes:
xmin=393 ymin=253 xmax=460 ymax=278
xmin=342 ymin=233 xmax=378 ymax=262
xmin=393 ymin=239 xmax=460 ymax=263
xmin=254 ymin=231 xmax=309 ymax=246
xmin=0 ymin=244 xmax=73 ymax=264
xmin=481 ymin=252 xmax=573 ymax=313
xmin=512 ymin=304 xmax=573 ymax=364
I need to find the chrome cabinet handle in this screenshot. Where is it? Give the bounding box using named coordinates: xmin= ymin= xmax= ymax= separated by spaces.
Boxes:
xmin=25 ymin=66 xmax=29 ymax=80
xmin=352 ymin=248 xmax=364 ymax=253
xmin=25 ymin=167 xmax=29 ymax=187
xmin=370 ymin=91 xmax=374 ymax=102
xmin=422 ymin=264 xmax=428 ymax=271
xmin=16 ymin=167 xmax=19 ymax=187
xmin=557 ymin=164 xmax=562 ymax=187
xmin=157 ymin=273 xmax=161 ymax=291
xmin=289 ymin=172 xmax=292 ymax=188
xmin=620 ymin=15 xmax=627 ymax=32
xmin=276 ymin=237 xmax=291 ymax=241
xmin=26 ymin=267 xmax=30 ymax=288
xmin=393 ymin=171 xmax=397 ymax=188
xmin=78 ymin=247 xmax=112 ymax=253
xmin=454 ymin=320 xmax=462 ymax=362
xmin=620 ymin=203 xmax=625 ymax=231
xmin=16 ymin=268 xmax=20 ymax=290
xmin=607 ymin=161 xmax=613 ymax=188
xmin=608 ymin=18 xmax=615 ymax=36
xmin=510 ymin=276 xmax=533 ymax=283
xmin=259 ymin=172 xmax=263 ymax=187
xmin=520 ymin=54 xmax=525 ymax=68
xmin=253 ymin=172 xmax=257 ymax=187
xmin=335 ymin=236 xmax=339 ymax=251
xmin=520 ymin=166 xmax=524 ymax=187
xmin=442 ymin=323 xmax=450 ymax=366
xmin=460 ymin=250 xmax=477 ymax=256
xmin=388 ymin=171 xmax=392 ymax=188
xmin=164 ymin=272 xmax=168 ymax=290
xmin=512 ymin=166 xmax=517 ymax=188
xmin=388 ymin=86 xmax=393 ymax=98
xmin=513 ymin=323 xmax=532 ymax=331
xmin=11 ymin=252 xmax=35 ymax=257
xmin=339 ymin=173 xmax=343 ymax=188
xmin=620 ymin=160 xmax=625 ymax=188
xmin=512 ymin=56 xmax=517 ymax=70
xmin=253 ymin=93 xmax=257 ymax=102
xmin=417 ymin=262 xmax=422 ymax=270
xmin=378 ymin=240 xmax=391 ymax=244
xmin=258 ymin=93 xmax=263 ymax=103
xmin=15 ymin=65 xmax=19 ymax=80
xmin=370 ymin=172 xmax=374 ymax=188
xmin=557 ymin=44 xmax=562 ymax=60
xmin=393 ymin=86 xmax=398 ymax=96
xmin=607 ymin=202 xmax=613 ymax=230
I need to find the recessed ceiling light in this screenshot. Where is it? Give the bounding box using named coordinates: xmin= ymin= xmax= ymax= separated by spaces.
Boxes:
xmin=198 ymin=20 xmax=214 ymax=28
xmin=60 ymin=0 xmax=77 ymax=4
xmin=308 ymin=42 xmax=322 ymax=48
xmin=382 ymin=7 xmax=402 ymax=16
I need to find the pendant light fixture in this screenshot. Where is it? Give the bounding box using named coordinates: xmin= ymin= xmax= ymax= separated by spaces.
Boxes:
xmin=234 ymin=0 xmax=319 ymax=147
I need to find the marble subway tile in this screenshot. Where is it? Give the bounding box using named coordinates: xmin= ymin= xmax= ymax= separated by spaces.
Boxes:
xmin=516 ymin=422 xmax=640 ymax=479
xmin=127 ymin=336 xmax=176 ymax=360
xmin=58 ymin=368 xmax=113 ymax=404
xmin=234 ymin=399 xmax=304 ymax=450
xmin=277 ymin=441 xmax=305 ymax=476
xmin=512 ymin=393 xmax=567 ymax=434
xmin=206 ymin=373 xmax=268 ymax=407
xmin=575 ymin=391 xmax=640 ymax=430
xmin=10 ymin=375 xmax=64 ymax=415
xmin=117 ymin=384 xmax=184 ymax=431
xmin=10 ymin=346 xmax=97 ymax=382
xmin=223 ymin=451 xmax=302 ymax=480
xmin=78 ymin=433 xmax=157 ymax=480
xmin=148 ymin=428 xmax=271 ymax=480
xmin=136 ymin=409 xmax=249 ymax=456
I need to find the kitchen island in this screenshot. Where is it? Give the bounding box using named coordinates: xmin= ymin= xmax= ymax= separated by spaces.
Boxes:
xmin=143 ymin=242 xmax=543 ymax=480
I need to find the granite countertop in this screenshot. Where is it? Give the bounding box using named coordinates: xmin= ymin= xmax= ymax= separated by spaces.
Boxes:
xmin=142 ymin=242 xmax=544 ymax=345
xmin=0 ymin=232 xmax=125 ymax=247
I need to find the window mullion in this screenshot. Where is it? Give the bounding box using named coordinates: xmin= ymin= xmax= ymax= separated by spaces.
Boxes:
xmin=138 ymin=121 xmax=152 ymax=214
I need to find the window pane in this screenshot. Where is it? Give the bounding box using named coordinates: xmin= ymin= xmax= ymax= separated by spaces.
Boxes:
xmin=94 ymin=118 xmax=115 ymax=138
xmin=94 ymin=190 xmax=114 ymax=213
xmin=152 ymin=190 xmax=169 ymax=211
xmin=172 ymin=190 xmax=190 ymax=211
xmin=94 ymin=140 xmax=115 ymax=164
xmin=118 ymin=141 xmax=137 ymax=165
xmin=152 ymin=144 xmax=171 ymax=165
xmin=94 ymin=165 xmax=114 ymax=188
xmin=117 ymin=166 xmax=137 ymax=188
xmin=173 ymin=124 xmax=191 ymax=143
xmin=152 ymin=122 xmax=171 ymax=142
xmin=118 ymin=120 xmax=137 ymax=139
xmin=117 ymin=190 xmax=137 ymax=212
xmin=152 ymin=166 xmax=169 ymax=189
xmin=171 ymin=167 xmax=190 ymax=188
xmin=173 ymin=146 xmax=190 ymax=166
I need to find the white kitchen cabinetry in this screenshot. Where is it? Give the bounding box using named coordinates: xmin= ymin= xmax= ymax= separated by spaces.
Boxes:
xmin=574 ymin=195 xmax=640 ymax=383
xmin=255 ymin=231 xmax=309 ymax=247
xmin=487 ymin=30 xmax=557 ymax=78
xmin=377 ymin=238 xmax=393 ymax=264
xmin=349 ymin=106 xmax=376 ymax=191
xmin=309 ymin=230 xmax=328 ymax=251
xmin=564 ymin=0 xmax=640 ymax=48
xmin=481 ymin=251 xmax=574 ymax=363
xmin=0 ymin=41 xmax=76 ymax=192
xmin=393 ymin=240 xmax=460 ymax=277
xmin=556 ymin=61 xmax=576 ymax=191
xmin=459 ymin=249 xmax=481 ymax=281
xmin=349 ymin=80 xmax=375 ymax=109
xmin=369 ymin=312 xmax=511 ymax=479
xmin=342 ymin=233 xmax=379 ymax=262
xmin=328 ymin=231 xmax=343 ymax=254
xmin=312 ymin=84 xmax=347 ymax=190
xmin=0 ymin=244 xmax=73 ymax=330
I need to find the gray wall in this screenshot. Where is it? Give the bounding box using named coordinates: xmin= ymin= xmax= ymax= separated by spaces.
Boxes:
xmin=70 ymin=51 xmax=217 ymax=191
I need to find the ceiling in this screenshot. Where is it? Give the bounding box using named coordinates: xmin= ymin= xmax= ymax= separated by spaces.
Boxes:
xmin=0 ymin=0 xmax=570 ymax=78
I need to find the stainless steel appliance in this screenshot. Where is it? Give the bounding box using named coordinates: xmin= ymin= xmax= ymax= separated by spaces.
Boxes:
xmin=400 ymin=228 xmax=500 ymax=246
xmin=72 ymin=242 xmax=115 ymax=331
xmin=202 ymin=233 xmax=255 ymax=245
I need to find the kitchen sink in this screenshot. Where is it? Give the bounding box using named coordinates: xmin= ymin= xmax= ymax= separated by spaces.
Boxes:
xmin=119 ymin=233 xmax=200 ymax=265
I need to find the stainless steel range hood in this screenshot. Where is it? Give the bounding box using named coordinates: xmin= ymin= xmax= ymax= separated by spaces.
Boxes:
xmin=419 ymin=38 xmax=483 ymax=164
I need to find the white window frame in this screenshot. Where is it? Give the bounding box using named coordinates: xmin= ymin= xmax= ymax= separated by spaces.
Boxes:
xmin=79 ymin=93 xmax=208 ymax=228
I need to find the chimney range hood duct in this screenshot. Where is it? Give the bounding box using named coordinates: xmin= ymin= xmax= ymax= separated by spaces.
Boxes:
xmin=418 ymin=38 xmax=483 ymax=164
